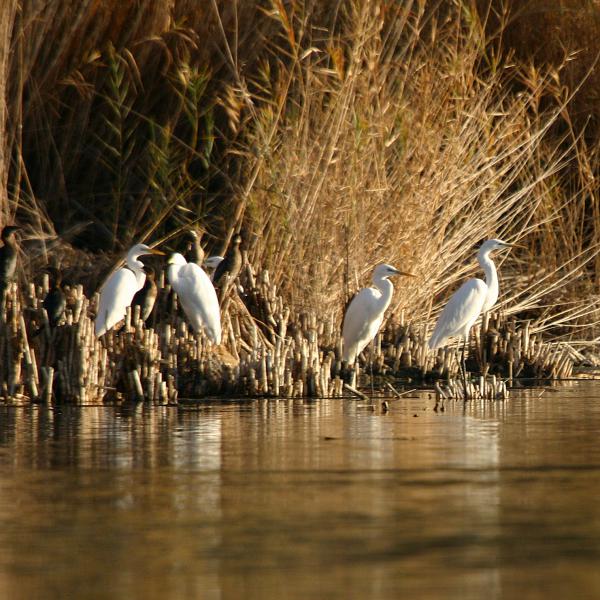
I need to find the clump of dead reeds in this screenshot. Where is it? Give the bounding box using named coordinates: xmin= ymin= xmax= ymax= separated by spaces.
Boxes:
xmin=0 ymin=254 xmax=578 ymax=404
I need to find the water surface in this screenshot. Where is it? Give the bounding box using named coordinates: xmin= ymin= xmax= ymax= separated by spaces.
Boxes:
xmin=1 ymin=384 xmax=600 ymax=599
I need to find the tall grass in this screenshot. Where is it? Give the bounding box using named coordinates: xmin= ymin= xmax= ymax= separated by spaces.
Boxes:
xmin=1 ymin=0 xmax=600 ymax=340
xmin=237 ymin=1 xmax=600 ymax=334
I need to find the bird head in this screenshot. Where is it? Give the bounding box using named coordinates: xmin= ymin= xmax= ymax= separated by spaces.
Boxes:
xmin=128 ymin=243 xmax=165 ymax=259
xmin=232 ymin=234 xmax=242 ymax=246
xmin=373 ymin=263 xmax=415 ymax=280
xmin=184 ymin=229 xmax=204 ymax=247
xmin=478 ymin=238 xmax=525 ymax=256
xmin=1 ymin=225 xmax=20 ymax=241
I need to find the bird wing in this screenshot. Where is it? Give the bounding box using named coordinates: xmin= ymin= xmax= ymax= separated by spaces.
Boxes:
xmin=132 ymin=279 xmax=157 ymax=321
xmin=342 ymin=288 xmax=383 ymax=362
xmin=0 ymin=245 xmax=17 ymax=280
xmin=173 ymin=263 xmax=222 ymax=344
xmin=95 ymin=268 xmax=142 ymax=336
xmin=428 ymin=279 xmax=487 ymax=349
xmin=213 ymin=248 xmax=242 ymax=287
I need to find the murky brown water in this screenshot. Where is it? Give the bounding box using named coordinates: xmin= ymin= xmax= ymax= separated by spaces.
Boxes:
xmin=1 ymin=384 xmax=600 ymax=599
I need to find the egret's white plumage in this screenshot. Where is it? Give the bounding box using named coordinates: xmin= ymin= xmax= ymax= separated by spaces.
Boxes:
xmin=167 ymin=253 xmax=221 ymax=344
xmin=342 ymin=263 xmax=413 ymax=363
xmin=428 ymin=239 xmax=512 ymax=350
xmin=203 ymin=255 xmax=224 ymax=280
xmin=95 ymin=243 xmax=164 ymax=337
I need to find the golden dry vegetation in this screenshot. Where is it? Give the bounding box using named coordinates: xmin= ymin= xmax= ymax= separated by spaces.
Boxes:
xmin=1 ymin=0 xmax=599 ymax=340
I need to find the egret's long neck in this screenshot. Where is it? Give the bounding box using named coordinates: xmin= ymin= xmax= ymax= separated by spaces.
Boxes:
xmin=478 ymin=249 xmax=498 ymax=312
xmin=126 ymin=251 xmax=144 ymax=273
xmin=374 ymin=276 xmax=394 ymax=312
xmin=127 ymin=251 xmax=147 ymax=289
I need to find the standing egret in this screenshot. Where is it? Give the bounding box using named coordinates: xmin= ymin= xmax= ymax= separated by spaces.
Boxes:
xmin=342 ymin=263 xmax=414 ymax=364
xmin=213 ymin=233 xmax=242 ymax=291
xmin=428 ymin=239 xmax=517 ymax=381
xmin=95 ymin=244 xmax=164 ymax=337
xmin=131 ymin=266 xmax=158 ymax=323
xmin=167 ymin=253 xmax=221 ymax=344
xmin=0 ymin=225 xmax=20 ymax=315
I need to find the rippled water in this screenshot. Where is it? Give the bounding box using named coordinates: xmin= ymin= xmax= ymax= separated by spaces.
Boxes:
xmin=1 ymin=384 xmax=600 ymax=599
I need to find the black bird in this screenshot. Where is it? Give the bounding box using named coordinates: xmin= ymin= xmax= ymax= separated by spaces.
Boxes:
xmin=0 ymin=225 xmax=20 ymax=315
xmin=213 ymin=233 xmax=243 ymax=291
xmin=184 ymin=229 xmax=205 ymax=266
xmin=131 ymin=266 xmax=157 ymax=323
xmin=43 ymin=266 xmax=66 ymax=328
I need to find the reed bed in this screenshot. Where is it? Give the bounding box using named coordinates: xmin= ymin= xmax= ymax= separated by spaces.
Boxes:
xmin=0 ymin=255 xmax=579 ymax=404
xmin=0 ymin=0 xmax=599 ymax=400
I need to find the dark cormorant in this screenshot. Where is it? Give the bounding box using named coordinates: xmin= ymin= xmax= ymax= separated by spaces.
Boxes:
xmin=184 ymin=229 xmax=205 ymax=266
xmin=131 ymin=266 xmax=157 ymax=322
xmin=213 ymin=233 xmax=243 ymax=291
xmin=0 ymin=225 xmax=20 ymax=315
xmin=43 ymin=266 xmax=66 ymax=328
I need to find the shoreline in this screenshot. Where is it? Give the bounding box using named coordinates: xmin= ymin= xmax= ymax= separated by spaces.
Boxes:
xmin=0 ymin=259 xmax=582 ymax=405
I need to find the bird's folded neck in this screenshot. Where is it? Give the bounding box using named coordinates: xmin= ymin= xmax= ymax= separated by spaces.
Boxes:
xmin=374 ymin=277 xmax=394 ymax=308
xmin=478 ymin=251 xmax=497 ymax=288
xmin=478 ymin=250 xmax=499 ymax=311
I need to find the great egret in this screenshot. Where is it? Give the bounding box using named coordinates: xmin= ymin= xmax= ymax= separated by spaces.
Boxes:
xmin=167 ymin=253 xmax=221 ymax=344
xmin=428 ymin=239 xmax=515 ymax=352
xmin=342 ymin=263 xmax=414 ymax=364
xmin=184 ymin=229 xmax=205 ymax=265
xmin=95 ymin=243 xmax=164 ymax=337
xmin=213 ymin=233 xmax=242 ymax=290
xmin=0 ymin=225 xmax=20 ymax=315
xmin=131 ymin=266 xmax=157 ymax=322
xmin=429 ymin=238 xmax=518 ymax=398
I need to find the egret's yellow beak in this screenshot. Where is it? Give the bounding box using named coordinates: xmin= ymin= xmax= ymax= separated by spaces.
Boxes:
xmin=393 ymin=269 xmax=416 ymax=277
xmin=149 ymin=248 xmax=166 ymax=256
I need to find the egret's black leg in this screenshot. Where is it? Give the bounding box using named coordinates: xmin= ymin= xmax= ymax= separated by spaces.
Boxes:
xmin=369 ymin=341 xmax=375 ymax=399
xmin=461 ymin=338 xmax=469 ymax=400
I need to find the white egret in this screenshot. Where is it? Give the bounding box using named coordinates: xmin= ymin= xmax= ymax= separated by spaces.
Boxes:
xmin=342 ymin=263 xmax=414 ymax=364
xmin=95 ymin=243 xmax=164 ymax=337
xmin=428 ymin=239 xmax=516 ymax=352
xmin=167 ymin=253 xmax=221 ymax=344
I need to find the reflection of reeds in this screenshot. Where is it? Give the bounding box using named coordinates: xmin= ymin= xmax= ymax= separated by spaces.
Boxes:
xmin=0 ymin=257 xmax=575 ymax=404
